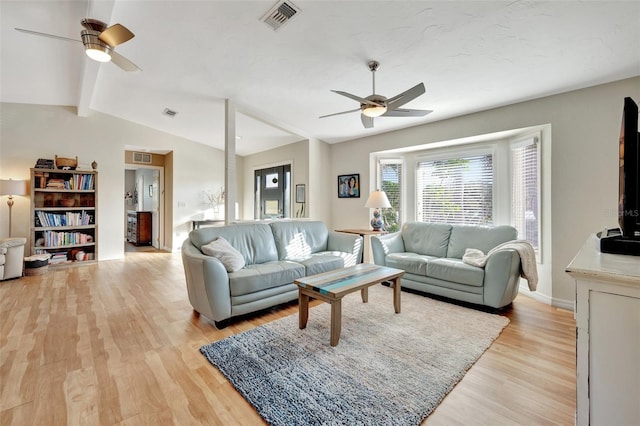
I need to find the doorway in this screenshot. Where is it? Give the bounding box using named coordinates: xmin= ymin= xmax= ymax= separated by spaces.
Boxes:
xmin=124 ymin=165 xmax=164 ymax=250
xmin=254 ymin=164 xmax=291 ymax=219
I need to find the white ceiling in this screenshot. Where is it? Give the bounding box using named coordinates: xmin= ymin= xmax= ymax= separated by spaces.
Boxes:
xmin=2 ymin=1 xmax=639 ymax=156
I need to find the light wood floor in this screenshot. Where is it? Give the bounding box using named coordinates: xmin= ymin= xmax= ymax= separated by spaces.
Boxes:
xmin=0 ymin=251 xmax=576 ymax=425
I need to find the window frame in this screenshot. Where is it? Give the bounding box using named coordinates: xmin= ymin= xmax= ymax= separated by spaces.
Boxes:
xmin=376 ymin=158 xmax=405 ymax=232
xmin=510 ymin=134 xmax=542 ymax=260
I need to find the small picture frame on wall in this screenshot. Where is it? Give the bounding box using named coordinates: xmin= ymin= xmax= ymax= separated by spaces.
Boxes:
xmin=338 ymin=174 xmax=360 ymax=198
xmin=296 ymin=184 xmax=306 ymax=203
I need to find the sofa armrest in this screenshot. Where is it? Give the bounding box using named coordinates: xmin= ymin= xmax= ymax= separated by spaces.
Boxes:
xmin=483 ymin=249 xmax=521 ymax=308
xmin=0 ymin=237 xmax=26 ymax=280
xmin=181 ymin=239 xmax=232 ymax=322
xmin=0 ymin=237 xmax=27 ymax=249
xmin=327 ymin=231 xmax=364 ymax=264
xmin=370 ymin=232 xmax=405 ymax=266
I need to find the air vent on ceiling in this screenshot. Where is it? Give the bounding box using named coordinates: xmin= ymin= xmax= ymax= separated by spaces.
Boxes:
xmin=133 ymin=152 xmax=152 ymax=164
xmin=261 ymin=0 xmax=300 ymax=31
xmin=163 ymin=108 xmax=178 ymax=117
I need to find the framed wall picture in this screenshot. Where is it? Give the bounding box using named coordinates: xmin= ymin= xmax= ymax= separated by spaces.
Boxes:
xmin=338 ymin=174 xmax=360 ymax=198
xmin=296 ymin=184 xmax=305 ymax=203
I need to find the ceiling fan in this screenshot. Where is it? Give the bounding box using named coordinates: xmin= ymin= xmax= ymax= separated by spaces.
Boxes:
xmin=15 ymin=18 xmax=140 ymax=72
xmin=320 ymin=61 xmax=432 ymax=128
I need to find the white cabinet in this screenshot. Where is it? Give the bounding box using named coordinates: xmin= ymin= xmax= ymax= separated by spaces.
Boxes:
xmin=566 ymin=235 xmax=640 ymax=426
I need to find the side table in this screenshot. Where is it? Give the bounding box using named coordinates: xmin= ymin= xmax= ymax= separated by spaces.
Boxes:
xmin=335 ymin=229 xmax=387 ymax=263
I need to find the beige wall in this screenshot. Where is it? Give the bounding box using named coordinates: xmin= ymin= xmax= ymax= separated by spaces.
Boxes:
xmin=0 ymin=103 xmax=229 ymax=258
xmin=329 ymin=76 xmax=640 ymax=307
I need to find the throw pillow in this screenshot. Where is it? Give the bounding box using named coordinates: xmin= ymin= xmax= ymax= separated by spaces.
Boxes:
xmin=201 ymin=236 xmax=246 ymax=272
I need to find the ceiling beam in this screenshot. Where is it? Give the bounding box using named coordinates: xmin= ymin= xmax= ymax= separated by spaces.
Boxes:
xmin=76 ymin=0 xmax=116 ymax=117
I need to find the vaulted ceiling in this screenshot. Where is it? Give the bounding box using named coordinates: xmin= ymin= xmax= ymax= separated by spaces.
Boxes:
xmin=2 ymin=1 xmax=638 ymax=156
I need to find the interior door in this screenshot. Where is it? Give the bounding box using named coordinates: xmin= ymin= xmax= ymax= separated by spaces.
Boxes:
xmin=255 ymin=165 xmax=291 ymax=219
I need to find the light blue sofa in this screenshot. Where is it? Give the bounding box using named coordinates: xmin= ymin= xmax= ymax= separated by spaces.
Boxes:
xmin=181 ymin=220 xmax=363 ymax=327
xmin=371 ymin=222 xmax=521 ymax=308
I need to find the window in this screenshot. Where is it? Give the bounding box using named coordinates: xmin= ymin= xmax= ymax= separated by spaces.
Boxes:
xmin=416 ymin=153 xmax=493 ymax=225
xmin=511 ymin=137 xmax=540 ymax=254
xmin=378 ymin=160 xmax=403 ymax=232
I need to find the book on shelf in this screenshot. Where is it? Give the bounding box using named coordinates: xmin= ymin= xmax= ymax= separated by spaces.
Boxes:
xmin=49 ymin=253 xmax=69 ymax=264
xmin=36 ymin=211 xmax=92 ymax=227
xmin=41 ymin=230 xmax=93 ymax=247
xmin=39 ymin=174 xmax=94 ymax=191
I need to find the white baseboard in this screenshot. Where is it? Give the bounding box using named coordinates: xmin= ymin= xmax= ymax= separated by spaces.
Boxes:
xmin=519 ymin=284 xmax=574 ymax=311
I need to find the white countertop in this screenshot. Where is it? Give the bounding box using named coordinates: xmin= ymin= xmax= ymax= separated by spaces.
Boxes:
xmin=566 ymin=234 xmax=640 ymax=286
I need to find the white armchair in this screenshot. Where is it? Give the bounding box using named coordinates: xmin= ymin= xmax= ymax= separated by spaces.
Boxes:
xmin=0 ymin=237 xmax=26 ymax=280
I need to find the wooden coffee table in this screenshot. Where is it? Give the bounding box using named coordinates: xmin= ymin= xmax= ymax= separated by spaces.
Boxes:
xmin=294 ymin=263 xmax=404 ymax=346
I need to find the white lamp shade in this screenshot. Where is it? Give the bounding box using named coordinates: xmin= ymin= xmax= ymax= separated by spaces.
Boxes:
xmin=0 ymin=179 xmax=27 ymax=196
xmin=364 ymin=190 xmax=391 ymax=208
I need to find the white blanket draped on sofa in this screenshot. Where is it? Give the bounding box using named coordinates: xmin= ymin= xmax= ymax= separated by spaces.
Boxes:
xmin=462 ymin=240 xmax=538 ymax=291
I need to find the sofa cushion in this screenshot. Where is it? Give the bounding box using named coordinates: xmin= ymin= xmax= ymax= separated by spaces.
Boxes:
xmin=446 ymin=225 xmax=517 ymax=259
xmin=269 ymin=221 xmax=329 ymax=260
xmin=385 ymin=252 xmax=436 ymax=276
xmin=229 ymin=260 xmax=305 ymax=297
xmin=427 ymin=258 xmax=485 ymax=287
xmin=401 ymin=222 xmax=452 ymax=257
xmin=201 ymin=237 xmax=246 ymax=272
xmin=293 ymin=253 xmax=345 ymax=276
xmin=190 ymin=223 xmax=278 ymax=265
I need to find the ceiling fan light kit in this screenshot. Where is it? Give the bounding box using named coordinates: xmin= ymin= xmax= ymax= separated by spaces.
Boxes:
xmin=362 ymin=103 xmax=388 ymax=118
xmin=321 ymin=60 xmax=432 ymax=128
xmin=81 ymin=30 xmax=112 ymax=62
xmin=15 ymin=18 xmax=139 ymax=72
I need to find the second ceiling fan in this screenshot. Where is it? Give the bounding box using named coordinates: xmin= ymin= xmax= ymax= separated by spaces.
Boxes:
xmin=320 ymin=61 xmax=432 ymax=128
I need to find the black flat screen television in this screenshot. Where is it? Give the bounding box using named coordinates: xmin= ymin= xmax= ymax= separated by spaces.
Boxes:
xmin=618 ymin=96 xmax=640 ymax=238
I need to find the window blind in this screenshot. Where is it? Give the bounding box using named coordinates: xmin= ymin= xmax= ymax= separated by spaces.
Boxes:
xmin=416 ymin=154 xmax=493 ymax=225
xmin=511 ymin=138 xmax=540 ymax=254
xmin=379 ymin=160 xmax=402 ymax=232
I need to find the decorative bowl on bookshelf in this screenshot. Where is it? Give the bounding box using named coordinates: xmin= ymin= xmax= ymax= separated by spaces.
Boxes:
xmin=55 ymin=155 xmax=78 ymax=170
xmin=58 ymin=198 xmax=76 ymax=207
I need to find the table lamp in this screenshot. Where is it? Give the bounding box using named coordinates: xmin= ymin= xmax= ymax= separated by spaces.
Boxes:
xmin=364 ymin=189 xmax=391 ymax=231
xmin=1 ymin=178 xmax=27 ymax=237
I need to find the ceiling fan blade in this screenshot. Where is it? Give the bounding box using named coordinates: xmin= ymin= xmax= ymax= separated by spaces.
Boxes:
xmin=319 ymin=108 xmax=361 ymax=119
xmin=382 ymin=108 xmax=433 ymax=117
xmin=361 ymin=114 xmax=374 ymax=129
xmin=331 ymin=90 xmax=379 ymax=107
xmin=15 ymin=28 xmax=81 ymax=44
xmin=99 ymin=23 xmax=134 ymax=47
xmin=387 ymin=83 xmax=426 ymax=110
xmin=110 ymin=50 xmax=141 ymax=72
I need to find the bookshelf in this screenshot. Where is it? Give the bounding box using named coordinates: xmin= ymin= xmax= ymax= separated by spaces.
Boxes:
xmin=30 ymin=168 xmax=98 ymax=266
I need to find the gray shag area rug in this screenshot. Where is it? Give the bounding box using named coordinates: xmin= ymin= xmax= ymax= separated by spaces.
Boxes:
xmin=200 ymin=285 xmax=509 ymax=426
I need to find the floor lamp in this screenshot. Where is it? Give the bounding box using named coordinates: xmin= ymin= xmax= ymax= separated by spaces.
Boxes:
xmin=1 ymin=179 xmax=27 ymax=237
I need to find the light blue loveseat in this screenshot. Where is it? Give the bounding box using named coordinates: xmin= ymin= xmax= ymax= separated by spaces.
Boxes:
xmin=371 ymin=222 xmax=521 ymax=308
xmin=181 ymin=220 xmax=363 ymax=327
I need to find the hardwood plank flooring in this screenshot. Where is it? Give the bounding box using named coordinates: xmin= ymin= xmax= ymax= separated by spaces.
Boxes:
xmin=0 ymin=251 xmax=576 ymax=425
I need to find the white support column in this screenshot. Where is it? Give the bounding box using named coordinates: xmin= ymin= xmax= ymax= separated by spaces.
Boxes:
xmin=225 ymin=99 xmax=236 ymax=223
